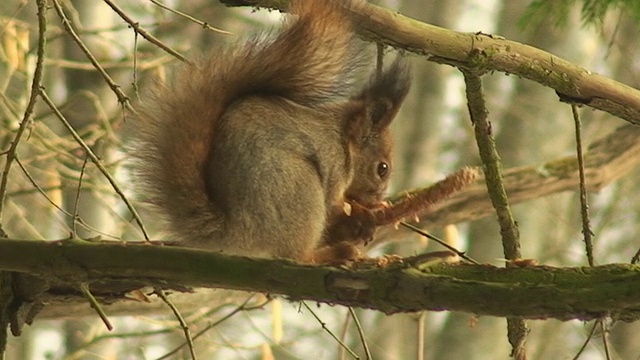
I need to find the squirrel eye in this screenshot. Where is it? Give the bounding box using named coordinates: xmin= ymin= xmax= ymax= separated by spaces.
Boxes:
xmin=376 ymin=162 xmax=389 ymax=178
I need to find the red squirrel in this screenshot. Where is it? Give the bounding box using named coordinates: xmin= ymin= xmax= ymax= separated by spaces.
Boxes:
xmin=130 ymin=0 xmax=410 ymax=263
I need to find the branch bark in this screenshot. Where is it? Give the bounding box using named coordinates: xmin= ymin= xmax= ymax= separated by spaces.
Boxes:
xmin=1 ymin=239 xmax=639 ymax=322
xmin=463 ymin=70 xmax=528 ymax=359
xmin=220 ymin=0 xmax=640 ymax=125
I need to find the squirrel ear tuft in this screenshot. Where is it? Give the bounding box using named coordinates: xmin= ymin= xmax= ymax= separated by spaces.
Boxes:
xmin=356 ymin=56 xmax=411 ymax=131
xmin=343 ymin=56 xmax=411 ymax=145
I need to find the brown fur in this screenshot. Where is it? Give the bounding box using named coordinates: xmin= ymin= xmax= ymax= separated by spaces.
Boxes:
xmin=323 ymin=59 xmax=411 ymax=248
xmin=130 ymin=0 xmax=410 ymax=263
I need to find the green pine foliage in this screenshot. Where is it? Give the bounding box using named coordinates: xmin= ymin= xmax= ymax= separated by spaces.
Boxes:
xmin=520 ymin=0 xmax=640 ymax=28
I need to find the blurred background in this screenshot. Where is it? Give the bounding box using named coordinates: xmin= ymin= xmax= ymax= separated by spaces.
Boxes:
xmin=1 ymin=0 xmax=639 ymax=359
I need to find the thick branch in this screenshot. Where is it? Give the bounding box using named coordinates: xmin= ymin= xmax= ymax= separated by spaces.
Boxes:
xmin=220 ymin=0 xmax=640 ymax=125
xmin=1 ymin=239 xmax=639 ymax=322
xmin=354 ymin=3 xmax=640 ymax=125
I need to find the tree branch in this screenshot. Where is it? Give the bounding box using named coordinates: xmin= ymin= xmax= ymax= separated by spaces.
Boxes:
xmin=1 ymin=239 xmax=639 ymax=322
xmin=464 ymin=70 xmax=528 ymax=360
xmin=375 ymin=123 xmax=640 ymax=243
xmin=219 ymin=0 xmax=640 ymax=125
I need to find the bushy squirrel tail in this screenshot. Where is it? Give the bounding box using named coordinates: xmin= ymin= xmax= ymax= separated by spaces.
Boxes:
xmin=130 ymin=0 xmax=363 ymax=241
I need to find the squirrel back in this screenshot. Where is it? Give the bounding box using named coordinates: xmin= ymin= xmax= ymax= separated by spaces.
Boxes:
xmin=131 ymin=0 xmax=410 ymax=261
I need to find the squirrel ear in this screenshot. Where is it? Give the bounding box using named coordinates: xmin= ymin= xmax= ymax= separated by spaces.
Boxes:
xmin=343 ymin=100 xmax=371 ymax=146
xmin=357 ymin=56 xmax=411 ymax=132
xmin=343 ymin=57 xmax=411 ymax=145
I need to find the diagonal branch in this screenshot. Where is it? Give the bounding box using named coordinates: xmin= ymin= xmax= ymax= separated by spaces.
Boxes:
xmin=0 ymin=0 xmax=48 ymax=222
xmin=219 ymin=0 xmax=640 ymax=126
xmin=352 ymin=2 xmax=640 ymax=125
xmin=375 ymin=123 xmax=640 ymax=243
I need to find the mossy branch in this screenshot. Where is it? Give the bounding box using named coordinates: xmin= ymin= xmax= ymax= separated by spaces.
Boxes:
xmin=223 ymin=0 xmax=640 ymax=125
xmin=0 ymin=239 xmax=639 ymax=322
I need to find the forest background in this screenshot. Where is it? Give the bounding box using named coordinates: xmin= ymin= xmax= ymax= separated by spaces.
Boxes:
xmin=1 ymin=0 xmax=640 ymax=359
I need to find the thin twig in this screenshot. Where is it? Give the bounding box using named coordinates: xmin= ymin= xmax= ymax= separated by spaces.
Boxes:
xmin=603 ymin=10 xmax=623 ymax=61
xmin=348 ymin=307 xmax=371 ymax=360
xmin=154 ymin=289 xmax=197 ymax=360
xmin=572 ymin=105 xmax=594 ymax=266
xmin=44 ymin=56 xmax=174 ymax=71
xmin=339 ymin=310 xmax=353 ymax=360
xmin=102 ymin=0 xmax=191 ymax=64
xmin=156 ymin=294 xmax=267 ymax=360
xmin=39 ymin=89 xmax=150 ymax=240
xmin=71 ymin=157 xmax=89 ymax=238
xmin=571 ymin=105 xmax=611 ymax=357
xmin=67 ymin=328 xmax=178 ymax=357
xmin=14 ymin=158 xmax=125 ymax=238
xmin=599 ymin=320 xmax=612 ymax=360
xmin=572 ymin=321 xmax=598 ymax=360
xmin=0 ymin=0 xmax=47 ymax=222
xmin=15 ymin=156 xmax=71 ymax=217
xmin=302 ymin=301 xmax=359 ymax=360
xmin=631 ymin=248 xmax=640 ymax=264
xmin=132 ymin=25 xmax=141 ymax=101
xmin=79 ymin=282 xmax=113 ymax=331
xmin=400 ymin=222 xmax=479 ymax=264
xmin=51 ymin=0 xmax=135 ymax=112
xmin=149 ymin=0 xmax=233 ymax=35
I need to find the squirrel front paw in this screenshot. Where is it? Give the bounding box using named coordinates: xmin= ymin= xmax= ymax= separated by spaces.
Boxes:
xmin=324 ymin=201 xmax=377 ymax=246
xmin=312 ymin=241 xmax=362 ymax=265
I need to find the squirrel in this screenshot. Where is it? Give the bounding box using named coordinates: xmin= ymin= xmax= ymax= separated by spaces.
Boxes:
xmin=321 ymin=58 xmax=410 ymax=249
xmin=130 ymin=0 xmax=410 ymax=263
